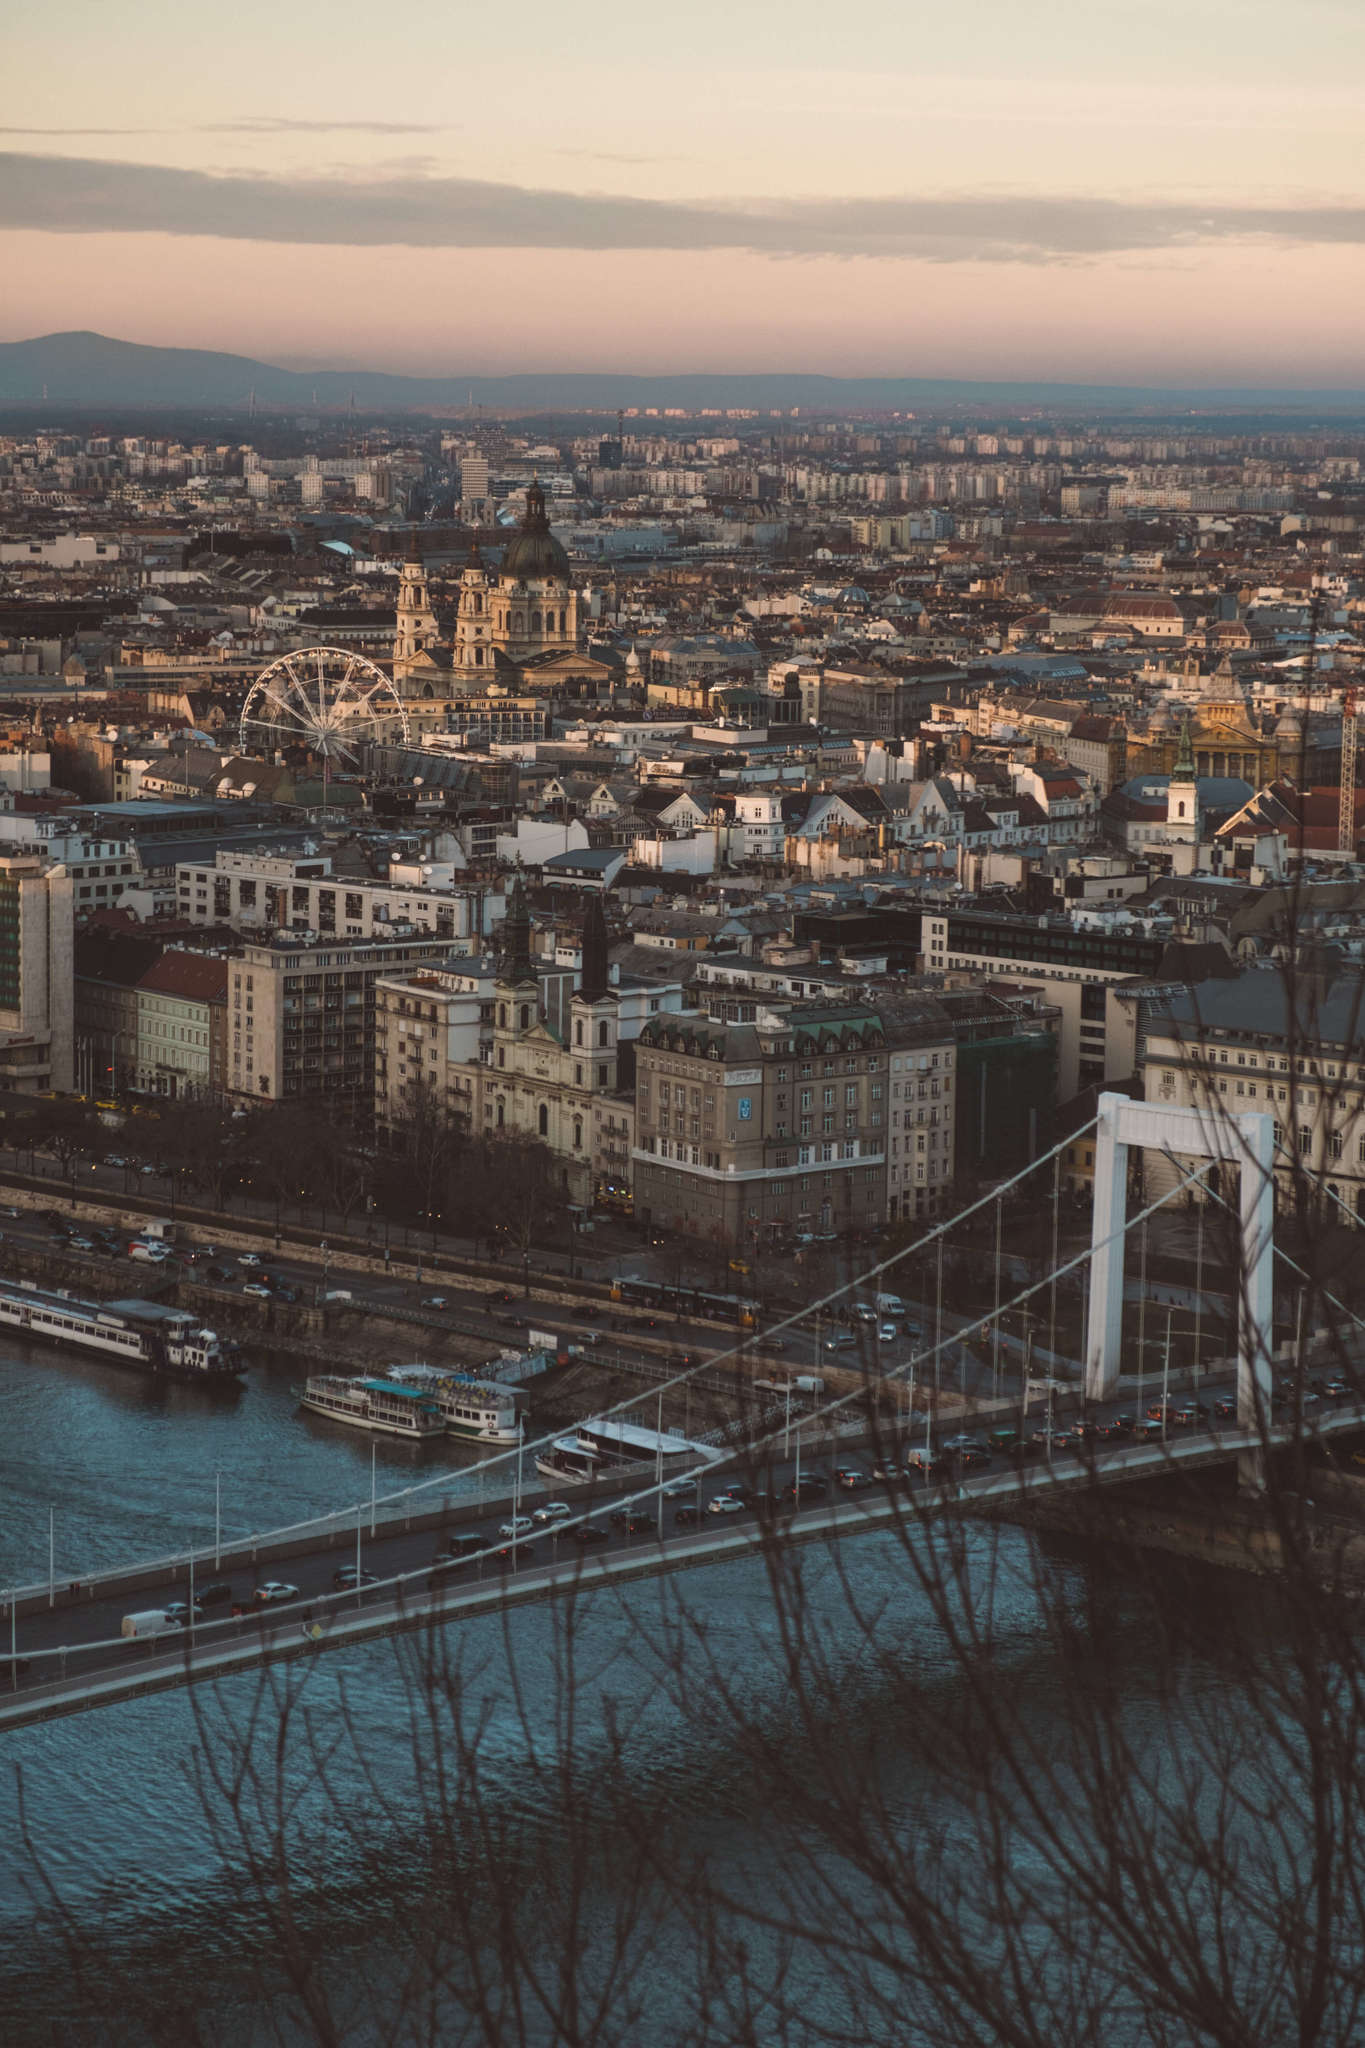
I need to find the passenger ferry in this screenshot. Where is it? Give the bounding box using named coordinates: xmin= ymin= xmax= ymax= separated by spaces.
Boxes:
xmin=536 ymin=1416 xmax=722 ymax=1487
xmin=297 ymin=1374 xmax=445 ymax=1439
xmin=0 ymin=1279 xmax=238 ymax=1380
xmin=385 ymin=1363 xmax=522 ymax=1443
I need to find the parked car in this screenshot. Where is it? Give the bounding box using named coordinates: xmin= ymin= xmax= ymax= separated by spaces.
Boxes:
xmin=251 ymin=1582 xmax=299 ymax=1605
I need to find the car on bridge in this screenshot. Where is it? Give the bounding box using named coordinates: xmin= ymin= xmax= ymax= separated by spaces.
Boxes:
xmin=499 ymin=1516 xmax=534 ymax=1539
xmin=610 ymin=1507 xmax=658 ymax=1533
xmin=532 ymin=1502 xmax=573 ymax=1525
xmin=673 ymin=1505 xmax=703 ymax=1527
xmin=242 ymin=1282 xmax=272 ymax=1300
xmin=1171 ymin=1402 xmax=1209 ymax=1426
xmin=162 ymin=1601 xmax=203 ymax=1624
xmin=706 ymin=1494 xmax=747 ymax=1515
xmin=251 ymin=1582 xmax=299 ymax=1605
xmin=571 ymin=1523 xmax=609 ymax=1544
xmin=331 ymin=1566 xmax=378 ymax=1590
xmin=420 ymin=1296 xmax=449 ymax=1310
xmin=906 ymin=1449 xmax=946 ymax=1475
xmin=835 ymin=1466 xmax=873 ymax=1490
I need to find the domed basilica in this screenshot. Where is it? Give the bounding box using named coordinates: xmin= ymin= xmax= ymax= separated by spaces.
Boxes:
xmin=393 ymin=482 xmax=612 ymax=707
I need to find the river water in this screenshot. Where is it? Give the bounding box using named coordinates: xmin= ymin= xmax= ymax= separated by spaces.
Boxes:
xmin=0 ymin=1337 xmax=1314 ymax=2047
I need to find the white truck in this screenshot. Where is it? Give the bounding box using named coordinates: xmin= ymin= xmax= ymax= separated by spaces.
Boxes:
xmin=121 ymin=1610 xmax=184 ymax=1639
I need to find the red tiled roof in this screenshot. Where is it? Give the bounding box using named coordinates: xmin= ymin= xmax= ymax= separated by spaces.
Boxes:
xmin=136 ymin=950 xmax=228 ymax=1004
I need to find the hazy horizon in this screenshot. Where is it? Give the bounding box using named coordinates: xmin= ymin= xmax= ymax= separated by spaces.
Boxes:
xmin=4 ymin=0 xmax=1363 ymax=383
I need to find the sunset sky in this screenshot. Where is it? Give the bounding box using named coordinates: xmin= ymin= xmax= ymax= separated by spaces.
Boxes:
xmin=3 ymin=0 xmax=1363 ymax=383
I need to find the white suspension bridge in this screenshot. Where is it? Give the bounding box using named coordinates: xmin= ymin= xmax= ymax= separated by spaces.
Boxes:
xmin=3 ymin=1096 xmax=1363 ymax=1734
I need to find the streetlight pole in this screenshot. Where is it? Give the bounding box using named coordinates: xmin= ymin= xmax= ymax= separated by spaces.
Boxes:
xmin=655 ymin=1389 xmax=664 ymax=1539
xmin=370 ymin=1441 xmax=377 ymax=1538
xmin=991 ymin=1196 xmax=1002 ymax=1403
xmin=1161 ymin=1306 xmax=1173 ymax=1444
xmin=48 ymin=1507 xmax=54 ymax=1610
xmin=934 ymin=1235 xmax=944 ymax=1397
xmin=214 ymin=1468 xmax=222 ymax=1571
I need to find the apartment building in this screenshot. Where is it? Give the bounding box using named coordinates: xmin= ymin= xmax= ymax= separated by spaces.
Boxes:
xmin=373 ymin=959 xmax=498 ymax=1140
xmin=0 ymin=852 xmax=74 ymax=1092
xmin=177 ymin=850 xmax=502 ymax=946
xmin=132 ymin=951 xmax=228 ymax=1098
xmin=226 ymin=932 xmax=451 ymax=1105
xmin=1141 ymin=971 xmax=1365 ymax=1223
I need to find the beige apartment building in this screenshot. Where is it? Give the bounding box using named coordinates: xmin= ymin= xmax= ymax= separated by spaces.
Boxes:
xmin=374 ymin=959 xmax=498 ymax=1140
xmin=0 ymin=852 xmax=74 ymax=1092
xmin=1141 ymin=972 xmax=1365 ymax=1223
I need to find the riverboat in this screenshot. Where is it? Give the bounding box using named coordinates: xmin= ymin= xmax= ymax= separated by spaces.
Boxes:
xmin=0 ymin=1278 xmax=238 ymax=1380
xmin=297 ymin=1374 xmax=444 ymax=1439
xmin=385 ymin=1363 xmax=522 ymax=1443
xmin=536 ymin=1415 xmax=721 ymax=1487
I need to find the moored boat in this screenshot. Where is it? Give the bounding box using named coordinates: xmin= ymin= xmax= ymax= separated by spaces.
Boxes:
xmin=384 ymin=1363 xmax=522 ymax=1443
xmin=297 ymin=1374 xmax=444 ymax=1439
xmin=0 ymin=1277 xmax=238 ymax=1379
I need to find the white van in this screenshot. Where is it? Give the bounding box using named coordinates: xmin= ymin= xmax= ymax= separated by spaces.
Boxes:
xmin=874 ymin=1293 xmax=906 ymax=1319
xmin=121 ymin=1610 xmax=184 ymax=1639
xmin=128 ymin=1241 xmax=170 ymax=1264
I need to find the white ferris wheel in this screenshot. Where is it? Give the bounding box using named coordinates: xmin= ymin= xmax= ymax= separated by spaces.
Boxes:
xmin=239 ymin=647 xmax=410 ymax=767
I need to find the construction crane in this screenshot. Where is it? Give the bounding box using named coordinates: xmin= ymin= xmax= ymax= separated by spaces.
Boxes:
xmin=1341 ymin=685 xmax=1358 ymax=855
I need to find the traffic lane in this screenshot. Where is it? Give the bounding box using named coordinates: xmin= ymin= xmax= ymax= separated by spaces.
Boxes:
xmin=5 ymin=1391 xmax=1266 ymax=1677
xmin=7 ymin=1443 xmax=908 ymax=1669
xmin=0 ymin=1416 xmax=1259 ymax=1696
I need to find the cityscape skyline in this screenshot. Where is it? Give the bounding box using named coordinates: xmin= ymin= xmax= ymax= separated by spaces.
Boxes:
xmin=4 ymin=0 xmax=1363 ymax=381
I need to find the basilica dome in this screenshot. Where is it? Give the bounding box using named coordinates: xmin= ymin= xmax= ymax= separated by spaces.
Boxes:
xmin=501 ymin=480 xmax=570 ymax=580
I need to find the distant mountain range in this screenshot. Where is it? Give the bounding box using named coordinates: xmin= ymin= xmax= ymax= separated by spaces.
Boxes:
xmin=3 ymin=331 xmax=1365 ymax=416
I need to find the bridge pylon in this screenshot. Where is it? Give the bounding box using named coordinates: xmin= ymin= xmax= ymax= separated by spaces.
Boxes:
xmin=1084 ymin=1092 xmax=1275 ymax=1460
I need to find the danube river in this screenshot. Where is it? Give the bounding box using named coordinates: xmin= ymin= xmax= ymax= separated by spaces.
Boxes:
xmin=0 ymin=1336 xmax=1304 ymax=2046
